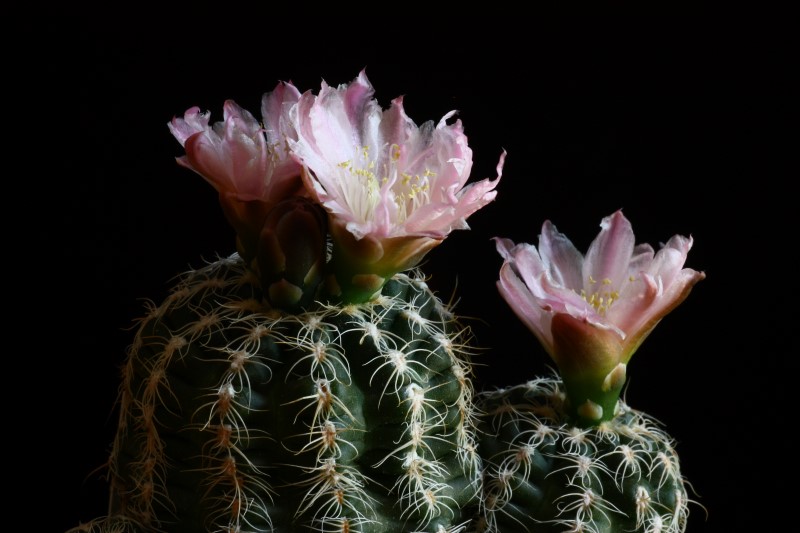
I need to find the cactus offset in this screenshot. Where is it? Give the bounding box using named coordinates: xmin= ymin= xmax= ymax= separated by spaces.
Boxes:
xmin=67 ymin=71 xmax=504 ymax=533
xmin=474 ymin=211 xmax=705 ymax=532
xmin=475 ymin=377 xmax=690 ymax=533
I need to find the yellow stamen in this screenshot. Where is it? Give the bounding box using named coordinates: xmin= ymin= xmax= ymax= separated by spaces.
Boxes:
xmin=580 ymin=276 xmax=621 ymax=315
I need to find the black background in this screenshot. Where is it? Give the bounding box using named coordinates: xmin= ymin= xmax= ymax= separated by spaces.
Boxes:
xmin=27 ymin=13 xmax=790 ymax=533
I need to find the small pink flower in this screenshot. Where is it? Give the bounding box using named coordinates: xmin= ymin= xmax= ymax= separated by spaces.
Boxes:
xmin=168 ymin=82 xmax=306 ymax=260
xmin=290 ymin=70 xmax=504 ymax=302
xmin=495 ymin=210 xmax=705 ymax=422
xmin=169 ymin=81 xmax=303 ymax=203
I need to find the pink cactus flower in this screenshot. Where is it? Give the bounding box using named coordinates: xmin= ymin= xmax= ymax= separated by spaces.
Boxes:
xmin=168 ymin=81 xmax=303 ymax=202
xmin=495 ymin=210 xmax=705 ymax=423
xmin=290 ymin=70 xmax=504 ymax=302
xmin=168 ymin=82 xmax=306 ymax=260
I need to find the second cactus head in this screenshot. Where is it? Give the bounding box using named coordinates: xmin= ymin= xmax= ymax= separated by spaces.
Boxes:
xmin=474 ymin=210 xmax=706 ymax=532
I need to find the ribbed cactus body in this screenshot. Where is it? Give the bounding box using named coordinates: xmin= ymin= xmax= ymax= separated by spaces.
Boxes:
xmin=100 ymin=253 xmax=480 ymax=533
xmin=474 ymin=378 xmax=689 ymax=533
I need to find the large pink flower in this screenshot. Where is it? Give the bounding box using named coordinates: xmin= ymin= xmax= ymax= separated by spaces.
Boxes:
xmin=290 ymin=70 xmax=504 ymax=302
xmin=495 ymin=210 xmax=705 ymax=423
xmin=168 ymin=82 xmax=306 ymax=261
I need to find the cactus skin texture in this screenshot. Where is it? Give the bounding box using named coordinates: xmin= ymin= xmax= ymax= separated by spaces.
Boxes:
xmin=70 ymin=253 xmax=480 ymax=533
xmin=473 ymin=377 xmax=690 ymax=533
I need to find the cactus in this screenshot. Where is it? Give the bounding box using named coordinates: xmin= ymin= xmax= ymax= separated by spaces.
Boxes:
xmin=67 ymin=71 xmax=505 ymax=533
xmin=475 ymin=377 xmax=690 ymax=533
xmin=101 ymin=253 xmax=479 ymax=533
xmin=474 ymin=211 xmax=705 ymax=532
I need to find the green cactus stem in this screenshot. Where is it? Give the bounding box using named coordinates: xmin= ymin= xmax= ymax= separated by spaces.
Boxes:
xmin=72 ymin=254 xmax=481 ymax=533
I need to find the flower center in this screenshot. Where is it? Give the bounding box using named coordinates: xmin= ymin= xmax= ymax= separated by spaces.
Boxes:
xmin=579 ymin=275 xmax=626 ymax=315
xmin=336 ymin=144 xmax=432 ymax=224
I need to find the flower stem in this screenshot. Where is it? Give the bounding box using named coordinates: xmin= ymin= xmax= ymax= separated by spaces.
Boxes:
xmin=561 ymin=363 xmax=627 ymax=427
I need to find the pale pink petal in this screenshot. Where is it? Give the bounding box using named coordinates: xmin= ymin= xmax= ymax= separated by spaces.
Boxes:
xmin=497 ymin=261 xmax=555 ymax=356
xmin=380 ymin=96 xmax=415 ymax=148
xmin=343 ymin=69 xmax=375 ymax=127
xmin=604 ymin=272 xmax=660 ymax=340
xmin=494 ymin=238 xmax=548 ymax=299
xmin=538 ymin=220 xmax=585 ymax=291
xmin=168 ymin=106 xmax=210 ymax=145
xmin=220 ymin=100 xmax=270 ymax=199
xmin=627 ymin=243 xmax=656 ymax=276
xmin=648 ymin=234 xmax=694 ymax=287
xmin=261 ymin=81 xmax=301 ymax=139
xmin=261 ymin=81 xmax=303 ymax=179
xmin=583 ymin=210 xmax=636 ymax=289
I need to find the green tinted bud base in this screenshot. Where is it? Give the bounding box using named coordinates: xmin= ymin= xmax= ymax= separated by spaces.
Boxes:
xmin=560 ymin=363 xmax=626 ymax=427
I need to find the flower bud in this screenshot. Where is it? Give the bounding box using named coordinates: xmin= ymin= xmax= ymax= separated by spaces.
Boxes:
xmin=256 ymin=197 xmax=327 ymax=312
